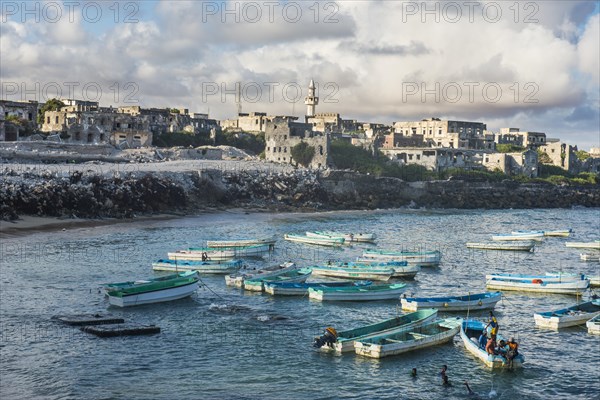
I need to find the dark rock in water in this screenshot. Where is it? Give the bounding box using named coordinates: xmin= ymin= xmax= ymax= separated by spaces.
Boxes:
xmin=52 ymin=314 xmax=125 ymax=326
xmin=208 ymin=303 xmax=252 ymax=313
xmin=256 ymin=314 xmax=289 ymax=322
xmin=80 ymin=323 xmax=160 ymax=337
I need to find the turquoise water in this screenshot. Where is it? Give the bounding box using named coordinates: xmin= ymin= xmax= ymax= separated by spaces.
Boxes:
xmin=1 ymin=208 xmax=599 ymax=399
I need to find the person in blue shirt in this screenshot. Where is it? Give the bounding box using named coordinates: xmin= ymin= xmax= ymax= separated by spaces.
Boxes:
xmin=478 ymin=329 xmax=487 ymax=349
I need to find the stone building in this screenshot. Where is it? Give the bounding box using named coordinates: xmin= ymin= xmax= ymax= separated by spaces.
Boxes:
xmin=0 ymin=100 xmax=40 ymax=141
xmin=392 ymin=118 xmax=491 ymax=149
xmin=482 ymin=149 xmax=538 ymax=177
xmin=539 ymin=140 xmax=578 ymax=172
xmin=220 ymin=112 xmax=297 ymax=133
xmin=264 ymin=118 xmax=329 ymax=169
xmin=307 ymin=112 xmax=342 ymax=133
xmin=494 ymin=128 xmax=547 ymax=148
xmin=381 ymin=147 xmax=486 ymax=172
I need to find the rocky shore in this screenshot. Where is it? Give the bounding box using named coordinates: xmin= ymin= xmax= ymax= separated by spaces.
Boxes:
xmin=1 ymin=163 xmax=599 ymax=221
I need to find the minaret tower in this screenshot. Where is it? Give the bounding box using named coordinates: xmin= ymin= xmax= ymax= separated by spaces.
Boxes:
xmin=304 ymin=79 xmax=318 ymax=117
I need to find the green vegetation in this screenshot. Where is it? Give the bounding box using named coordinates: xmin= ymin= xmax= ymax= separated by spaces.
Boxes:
xmin=537 ymin=148 xmax=552 ymax=164
xmin=496 ymin=144 xmax=526 ymax=153
xmin=153 ymin=130 xmax=265 ymax=155
xmin=154 ymin=132 xmax=212 ymax=148
xmin=291 ymin=142 xmax=315 ymax=167
xmin=575 ymin=150 xmax=590 ymax=161
xmin=169 ymin=108 xmax=180 ymax=114
xmin=37 ymin=98 xmax=65 ymax=125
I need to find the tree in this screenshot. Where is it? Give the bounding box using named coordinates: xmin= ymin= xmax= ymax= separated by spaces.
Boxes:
xmin=291 ymin=142 xmax=315 ymax=167
xmin=537 ymin=149 xmax=552 ymax=164
xmin=37 ymin=98 xmax=65 ymax=125
xmin=496 ymin=144 xmax=526 ymax=153
xmin=575 ymin=150 xmax=590 ymax=161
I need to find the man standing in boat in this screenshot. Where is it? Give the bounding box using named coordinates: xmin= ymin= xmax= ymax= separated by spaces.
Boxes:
xmin=485 ymin=311 xmax=498 ymax=341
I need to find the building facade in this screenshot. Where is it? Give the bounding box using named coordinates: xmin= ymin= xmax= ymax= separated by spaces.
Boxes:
xmin=264 ymin=118 xmax=329 ymax=169
xmin=494 ymin=127 xmax=547 ymax=148
xmin=392 ymin=118 xmax=490 ymax=149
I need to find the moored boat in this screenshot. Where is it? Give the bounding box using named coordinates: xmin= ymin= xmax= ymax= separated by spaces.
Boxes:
xmin=589 ymin=276 xmax=600 ymax=288
xmin=534 ymin=300 xmax=600 ymax=329
xmin=306 ymin=231 xmax=376 ymax=242
xmin=334 ymin=261 xmax=420 ymax=279
xmin=310 ymin=265 xmax=395 ymax=281
xmin=168 ymin=244 xmax=271 ymax=261
xmin=152 ymin=259 xmax=243 ymax=274
xmin=460 ymin=319 xmax=524 ymax=369
xmin=354 ymin=318 xmax=462 ymax=359
xmin=543 ymin=229 xmax=572 ymax=237
xmin=580 ymin=253 xmax=600 ymax=262
xmin=308 ymin=283 xmax=406 ymax=301
xmin=284 ymin=233 xmax=344 ymax=247
xmin=587 ymin=314 xmax=600 ymax=335
xmin=224 ymin=262 xmax=295 ymax=288
xmin=485 ymin=272 xmax=586 ymax=283
xmin=485 ymin=276 xmax=589 ymax=295
xmin=466 ymin=241 xmax=535 ymax=251
xmin=492 ymin=232 xmax=544 ymax=241
xmin=206 ymin=237 xmax=277 ymax=248
xmin=361 ymin=249 xmax=442 ymax=266
xmin=566 ymin=241 xmax=600 ymax=250
xmin=400 ymin=292 xmax=502 ymax=312
xmin=265 ymin=280 xmax=371 ymax=296
xmin=315 ymin=309 xmax=438 ymax=354
xmin=243 ymin=267 xmax=313 ymax=292
xmin=105 ymin=271 xmax=200 ymax=307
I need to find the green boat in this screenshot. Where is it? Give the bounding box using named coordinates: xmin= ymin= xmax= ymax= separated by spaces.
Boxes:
xmin=243 ymin=267 xmax=313 ymax=292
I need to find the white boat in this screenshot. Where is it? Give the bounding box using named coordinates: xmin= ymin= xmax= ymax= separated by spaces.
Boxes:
xmin=485 ymin=276 xmax=589 ymax=295
xmin=333 ymin=261 xmax=420 ymax=279
xmin=224 ymin=262 xmax=295 ymax=288
xmin=589 ymin=276 xmax=600 ymax=288
xmin=581 ymin=253 xmax=600 ymax=262
xmin=243 ymin=268 xmax=313 ymax=292
xmin=206 ymin=237 xmax=276 ymax=248
xmin=306 ymin=231 xmax=376 ymax=243
xmin=316 ymin=309 xmax=438 ymax=354
xmin=534 ymin=300 xmax=600 ymax=330
xmin=485 ymin=273 xmax=586 ymax=283
xmin=460 ymin=319 xmax=524 ymax=369
xmin=400 ymin=292 xmax=502 ymax=312
xmin=566 ymin=241 xmax=600 ymax=250
xmin=168 ymin=244 xmax=271 ymax=261
xmin=310 ymin=265 xmax=395 ymax=281
xmin=264 ymin=281 xmax=370 ymax=296
xmin=492 ymin=232 xmax=544 ymax=242
xmin=360 ymin=249 xmax=442 ymax=266
xmin=543 ymin=229 xmax=572 ymax=237
xmin=587 ymin=314 xmax=600 ymax=335
xmin=466 ymin=241 xmax=535 ymax=251
xmin=151 ymin=259 xmax=243 ymax=274
xmin=354 ymin=318 xmax=462 ymax=359
xmin=308 ymin=283 xmax=406 ymax=301
xmin=284 ymin=233 xmax=344 ymax=247
xmin=105 ymin=271 xmax=200 ymax=307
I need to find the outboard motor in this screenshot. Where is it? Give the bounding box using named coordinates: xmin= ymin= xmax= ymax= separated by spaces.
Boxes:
xmin=313 ymin=327 xmax=338 ymax=348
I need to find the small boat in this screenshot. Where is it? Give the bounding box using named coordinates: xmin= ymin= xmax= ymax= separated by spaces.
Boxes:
xmin=354 ymin=318 xmax=462 ymax=359
xmin=308 ymin=283 xmax=406 ymax=301
xmin=492 ymin=232 xmax=544 ymax=241
xmin=589 ymin=276 xmax=600 ymax=288
xmin=534 ymin=300 xmax=600 ymax=329
xmin=152 ymin=259 xmax=243 ymax=274
xmin=105 ymin=271 xmax=200 ymax=307
xmin=206 ymin=237 xmax=277 ymax=248
xmin=310 ymin=265 xmax=395 ymax=281
xmin=581 ymin=253 xmax=600 ymax=262
xmin=243 ymin=268 xmax=313 ymax=292
xmin=306 ymin=231 xmax=376 ymax=243
xmin=361 ymin=249 xmax=442 ymax=266
xmin=168 ymin=244 xmax=271 ymax=261
xmin=587 ymin=314 xmax=600 ymax=335
xmin=225 ymin=262 xmax=295 ymax=288
xmin=316 ymin=309 xmax=438 ymax=354
xmin=466 ymin=241 xmax=535 ymax=251
xmin=486 ymin=273 xmax=586 ymax=283
xmin=566 ymin=241 xmax=600 ymax=250
xmin=265 ymin=280 xmax=371 ymax=296
xmin=401 ymin=292 xmax=502 ymax=312
xmin=333 ymin=261 xmax=420 ymax=279
xmin=485 ymin=276 xmax=589 ymax=295
xmin=284 ymin=233 xmax=344 ymax=247
xmin=543 ymin=229 xmax=572 ymax=237
xmin=460 ymin=319 xmax=524 ymax=369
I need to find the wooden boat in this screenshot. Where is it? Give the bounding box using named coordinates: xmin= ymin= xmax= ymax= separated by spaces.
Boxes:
xmin=308 ymin=283 xmax=406 ymax=301
xmin=361 ymin=249 xmax=442 ymax=266
xmin=400 ymin=292 xmax=502 ymax=312
xmin=566 ymin=241 xmax=600 ymax=250
xmin=168 ymin=244 xmax=271 ymax=261
xmin=492 ymin=232 xmax=544 ymax=241
xmin=589 ymin=276 xmax=600 ymax=288
xmin=224 ymin=262 xmax=295 ymax=288
xmin=105 ymin=271 xmax=200 ymax=307
xmin=466 ymin=241 xmax=535 ymax=251
xmin=206 ymin=237 xmax=276 ymax=248
xmin=485 ymin=273 xmax=586 ymax=283
xmin=152 ymin=259 xmax=243 ymax=274
xmin=587 ymin=314 xmax=600 ymax=335
xmin=265 ymin=280 xmax=371 ymax=296
xmin=543 ymin=229 xmax=572 ymax=237
xmin=460 ymin=319 xmax=524 ymax=369
xmin=316 ymin=309 xmax=438 ymax=354
xmin=581 ymin=253 xmax=600 ymax=262
xmin=310 ymin=265 xmax=395 ymax=281
xmin=485 ymin=276 xmax=589 ymax=295
xmin=354 ymin=318 xmax=462 ymax=359
xmin=243 ymin=267 xmax=312 ymax=292
xmin=306 ymin=231 xmax=376 ymax=242
xmin=284 ymin=233 xmax=344 ymax=247
xmin=333 ymin=261 xmax=420 ymax=279
xmin=534 ymin=300 xmax=600 ymax=329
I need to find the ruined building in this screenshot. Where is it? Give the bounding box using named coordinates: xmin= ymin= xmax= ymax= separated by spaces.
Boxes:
xmin=264 ymin=118 xmax=329 ymax=169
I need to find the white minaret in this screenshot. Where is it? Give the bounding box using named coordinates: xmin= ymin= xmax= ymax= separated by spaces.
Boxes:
xmin=304 ymin=79 xmax=318 ymax=117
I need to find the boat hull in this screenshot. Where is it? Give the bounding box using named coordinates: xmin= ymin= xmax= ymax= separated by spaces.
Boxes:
xmin=566 ymin=242 xmax=600 ymax=250
xmin=401 ymin=292 xmax=501 ymax=312
xmin=152 ymin=260 xmax=242 ymax=274
xmin=486 ymin=278 xmax=589 ymax=295
xmin=534 ymin=301 xmax=600 ymax=329
xmin=311 ymin=266 xmax=394 ymax=281
xmin=284 ymin=234 xmax=344 ymax=247
xmin=308 ymin=284 xmax=406 ymax=301
xmin=587 ymin=316 xmax=600 ymax=335
xmin=108 ymin=280 xmax=200 ymax=307
xmin=206 ymin=238 xmax=276 ymax=248
xmin=360 ymin=250 xmax=441 ymax=266
xmin=460 ymin=320 xmax=524 ymax=369
xmin=466 ymin=242 xmax=535 ymax=251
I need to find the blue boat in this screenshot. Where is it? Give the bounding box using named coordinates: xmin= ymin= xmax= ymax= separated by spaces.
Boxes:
xmin=534 ymin=300 xmax=600 ymax=329
xmin=460 ymin=319 xmax=524 ymax=369
xmin=264 ymin=280 xmax=371 ymax=296
xmin=401 ymin=292 xmax=502 ymax=312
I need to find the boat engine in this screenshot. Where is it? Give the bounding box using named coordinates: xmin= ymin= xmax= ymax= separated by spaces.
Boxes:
xmin=313 ymin=327 xmax=338 ymax=348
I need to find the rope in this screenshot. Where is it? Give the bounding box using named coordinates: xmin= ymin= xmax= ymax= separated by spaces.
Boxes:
xmin=197 ymin=275 xmax=228 ymax=302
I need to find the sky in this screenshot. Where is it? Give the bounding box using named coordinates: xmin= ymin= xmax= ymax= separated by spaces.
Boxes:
xmin=1 ymin=0 xmax=599 ymax=149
